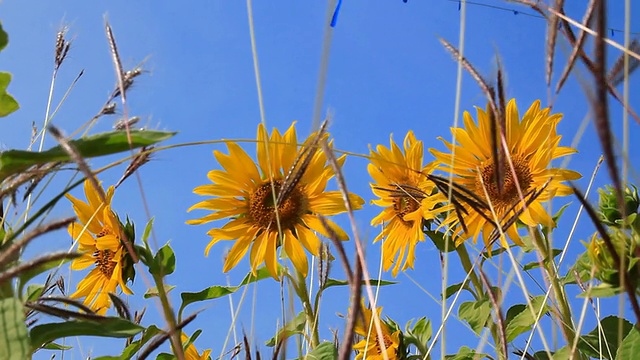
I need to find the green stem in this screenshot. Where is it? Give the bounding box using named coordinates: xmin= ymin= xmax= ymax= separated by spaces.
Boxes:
xmin=532 ymin=228 xmax=576 ymax=344
xmin=455 ymin=244 xmax=482 ymax=300
xmin=152 ymin=272 xmax=185 ymax=360
xmin=455 ymin=244 xmax=505 ymax=360
xmin=292 ymin=269 xmax=320 ymax=349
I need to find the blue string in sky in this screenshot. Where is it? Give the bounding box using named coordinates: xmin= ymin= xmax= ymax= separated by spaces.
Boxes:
xmin=330 ymin=0 xmax=343 ymax=28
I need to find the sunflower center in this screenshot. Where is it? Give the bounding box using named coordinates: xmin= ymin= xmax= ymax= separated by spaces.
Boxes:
xmin=249 ymin=180 xmax=306 ymax=230
xmin=476 ymin=155 xmax=533 ymax=210
xmin=94 ymin=249 xmax=117 ymax=278
xmin=374 ymin=333 xmax=395 ymax=355
xmin=391 ymin=184 xmax=422 ymax=226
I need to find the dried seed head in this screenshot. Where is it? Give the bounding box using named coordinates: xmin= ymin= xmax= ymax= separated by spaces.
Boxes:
xmin=102 ymin=102 xmax=117 ymax=115
xmin=56 ymin=276 xmax=65 ymax=295
xmin=54 ymin=27 xmax=71 ymax=70
xmin=113 ymin=116 xmax=140 ymax=130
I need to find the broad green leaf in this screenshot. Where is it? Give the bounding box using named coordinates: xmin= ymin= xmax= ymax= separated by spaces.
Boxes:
xmin=532 ymin=346 xmax=571 ymax=360
xmin=96 ymin=325 xmax=162 ymax=360
xmin=425 ymin=230 xmax=457 ymax=253
xmin=30 ymin=317 xmax=143 ymax=350
xmin=578 ymin=283 xmax=620 ymax=298
xmin=150 ymin=243 xmax=176 ymax=276
xmin=144 ymin=285 xmax=176 ymax=299
xmin=458 ymin=298 xmax=492 ymax=335
xmin=504 ymin=295 xmax=549 ymax=342
xmin=578 ymin=315 xmax=632 ymax=359
xmin=305 ymin=341 xmax=337 ymax=360
xmin=323 ymin=278 xmax=396 ymax=289
xmin=617 ymin=326 xmax=640 ymax=359
xmin=405 ymin=316 xmax=431 ymax=349
xmin=25 ymin=284 xmax=44 ymax=302
xmin=0 ymin=22 xmax=8 ymax=51
xmin=0 ymin=130 xmax=176 ymax=180
xmin=265 ymin=311 xmax=306 ymax=347
xmin=179 ymin=266 xmax=274 ymax=318
xmin=444 ymin=346 xmax=489 ymax=359
xmin=0 ymin=298 xmax=30 ymax=360
xmin=443 ymin=282 xmax=471 ymax=300
xmin=0 ymin=72 xmax=19 ymax=117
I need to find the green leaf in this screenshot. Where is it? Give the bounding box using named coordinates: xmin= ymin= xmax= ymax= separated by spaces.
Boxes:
xmin=0 ymin=130 xmax=176 ymax=180
xmin=42 ymin=342 xmax=72 ymax=350
xmin=504 ymin=296 xmax=549 ymax=342
xmin=265 ymin=311 xmax=306 ymax=347
xmin=532 ymin=346 xmax=571 ymax=360
xmin=426 ymin=230 xmax=457 ymax=253
xmin=407 ymin=317 xmax=432 ymax=346
xmin=25 ymin=284 xmax=44 ymax=302
xmin=458 ymin=298 xmax=492 ymax=335
xmin=113 ymin=325 xmax=162 ymax=360
xmin=444 ymin=346 xmax=489 ymax=359
xmin=522 ymin=249 xmax=563 ymax=271
xmin=0 ymin=298 xmax=30 ymax=360
xmin=617 ymin=326 xmax=640 ymax=359
xmin=30 ymin=317 xmax=143 ymax=350
xmin=179 ymin=266 xmax=274 ymax=318
xmin=578 ymin=315 xmax=632 ymax=359
xmin=0 ymin=22 xmax=8 ymax=51
xmin=0 ymin=72 xmax=19 ymax=117
xmin=323 ymin=278 xmax=396 ymax=289
xmin=305 ymin=341 xmax=337 ymax=360
xmin=542 ymin=203 xmax=571 ymax=234
xmin=443 ymin=282 xmax=471 ymax=300
xmin=150 ymin=243 xmax=176 ymax=276
xmin=144 ymin=285 xmax=176 ymax=299
xmin=578 ymin=283 xmax=621 ymax=298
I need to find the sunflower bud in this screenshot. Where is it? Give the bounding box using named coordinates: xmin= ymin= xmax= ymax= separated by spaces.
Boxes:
xmin=598 ymin=185 xmax=640 ymax=227
xmin=586 ymin=230 xmax=639 ymax=289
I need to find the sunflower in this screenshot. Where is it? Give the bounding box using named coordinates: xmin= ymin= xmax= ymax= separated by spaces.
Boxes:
xmin=179 ymin=332 xmax=212 ymax=360
xmin=369 ymin=131 xmax=448 ymax=276
xmin=353 ymin=301 xmax=401 ymax=360
xmin=430 ymin=99 xmax=581 ymax=249
xmin=66 ymin=179 xmax=132 ymax=315
xmin=187 ymin=122 xmax=363 ymax=279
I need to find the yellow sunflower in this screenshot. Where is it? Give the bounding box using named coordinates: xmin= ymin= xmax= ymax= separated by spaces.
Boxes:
xmin=353 ymin=301 xmax=401 ymax=360
xmin=66 ymin=179 xmax=132 ymax=315
xmin=187 ymin=122 xmax=363 ymax=279
xmin=369 ymin=131 xmax=448 ymax=276
xmin=179 ymin=332 xmax=212 ymax=360
xmin=430 ymin=99 xmax=581 ymax=249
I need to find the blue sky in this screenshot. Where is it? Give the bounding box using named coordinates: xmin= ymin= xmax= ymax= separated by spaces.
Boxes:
xmin=1 ymin=1 xmax=638 ymax=359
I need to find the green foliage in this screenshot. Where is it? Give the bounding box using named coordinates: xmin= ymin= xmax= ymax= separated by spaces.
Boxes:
xmin=30 ymin=317 xmax=144 ymax=351
xmin=93 ymin=325 xmax=162 ymax=360
xmin=0 ymin=72 xmax=19 ymax=117
xmin=577 ymin=315 xmax=633 ymax=359
xmin=458 ymin=298 xmax=492 ymax=335
xmin=426 ymin=230 xmax=457 ymax=253
xmin=617 ymin=327 xmax=640 ymax=359
xmin=504 ymin=296 xmax=549 ymax=342
xmin=598 ymin=185 xmax=640 ymax=227
xmin=149 ymin=243 xmax=176 ymax=276
xmin=443 ymin=281 xmax=473 ymax=300
xmin=0 ymin=22 xmax=8 ymax=51
xmin=0 ymin=130 xmax=176 ymax=180
xmin=305 ymin=342 xmax=337 ymax=360
xmin=144 ymin=285 xmax=176 ymax=299
xmin=17 ymin=256 xmax=74 ymax=296
xmin=0 ymin=298 xmax=30 ymax=360
xmin=178 ymin=266 xmax=274 ymax=319
xmin=323 ymin=278 xmax=396 ymax=289
xmin=265 ymin=311 xmax=306 ymax=347
xmin=445 ymin=346 xmax=489 ymax=359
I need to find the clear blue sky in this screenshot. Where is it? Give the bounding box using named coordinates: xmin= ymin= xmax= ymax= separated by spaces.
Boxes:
xmin=1 ymin=1 xmax=638 ymax=359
